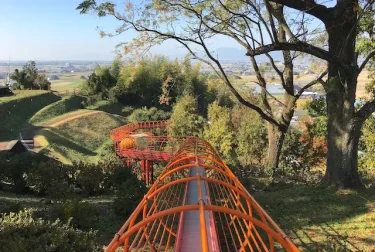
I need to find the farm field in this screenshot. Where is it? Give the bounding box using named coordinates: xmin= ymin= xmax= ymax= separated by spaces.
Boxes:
xmin=49 ymin=71 xmax=92 ymax=94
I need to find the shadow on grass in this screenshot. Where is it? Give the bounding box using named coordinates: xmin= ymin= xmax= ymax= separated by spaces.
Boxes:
xmin=253 ymin=184 xmax=375 ymax=251
xmin=40 ymin=128 xmax=96 ymax=157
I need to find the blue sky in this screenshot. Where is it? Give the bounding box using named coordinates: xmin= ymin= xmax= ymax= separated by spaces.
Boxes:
xmin=1 ymin=0 xmax=331 ymax=61
xmin=0 ymin=0 xmax=239 ymax=61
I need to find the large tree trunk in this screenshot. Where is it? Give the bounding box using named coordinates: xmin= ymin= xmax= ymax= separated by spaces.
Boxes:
xmin=323 ymin=1 xmax=362 ymax=188
xmin=266 ymin=124 xmax=285 ymax=171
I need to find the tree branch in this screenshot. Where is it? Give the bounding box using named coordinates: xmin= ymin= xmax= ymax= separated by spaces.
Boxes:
xmin=359 ymin=50 xmax=375 ymax=73
xmin=246 ymin=41 xmax=347 ymax=70
xmin=295 ymin=68 xmax=328 ymax=99
xmin=356 ymin=99 xmax=375 ymax=122
xmin=267 ymin=0 xmax=331 ymax=22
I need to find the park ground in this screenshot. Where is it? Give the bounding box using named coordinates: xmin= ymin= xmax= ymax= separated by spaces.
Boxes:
xmin=1 ymin=71 xmax=375 ymax=250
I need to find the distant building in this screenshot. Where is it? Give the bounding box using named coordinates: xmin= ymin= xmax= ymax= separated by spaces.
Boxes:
xmin=0 ymin=140 xmax=28 ymax=159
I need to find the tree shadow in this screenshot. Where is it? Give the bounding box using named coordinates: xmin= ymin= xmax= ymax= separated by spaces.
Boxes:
xmin=40 ymin=128 xmax=96 ymax=156
xmin=253 ymin=184 xmax=375 ymax=251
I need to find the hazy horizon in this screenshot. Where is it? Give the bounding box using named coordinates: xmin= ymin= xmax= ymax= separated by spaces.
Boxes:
xmin=1 ymin=0 xmax=243 ymax=61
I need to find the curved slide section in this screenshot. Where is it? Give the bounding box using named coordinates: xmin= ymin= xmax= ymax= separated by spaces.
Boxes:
xmin=106 ymin=121 xmax=299 ymax=252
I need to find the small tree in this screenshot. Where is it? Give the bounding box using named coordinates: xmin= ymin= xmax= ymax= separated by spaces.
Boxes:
xmin=204 ymin=102 xmax=235 ymax=164
xmin=167 ymin=95 xmax=204 ymax=137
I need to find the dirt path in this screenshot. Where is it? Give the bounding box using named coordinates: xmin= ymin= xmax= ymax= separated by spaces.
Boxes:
xmin=20 ymin=110 xmax=101 ymax=151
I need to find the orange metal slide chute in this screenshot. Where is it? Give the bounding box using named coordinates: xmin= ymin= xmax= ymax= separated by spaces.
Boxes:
xmin=106 ymin=121 xmax=300 ymax=252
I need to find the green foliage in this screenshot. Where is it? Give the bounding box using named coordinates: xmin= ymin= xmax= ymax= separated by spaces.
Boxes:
xmin=11 ymin=61 xmax=51 ymax=90
xmin=29 ymin=96 xmax=87 ymax=125
xmin=0 ymin=152 xmax=52 ymax=193
xmin=167 ymin=95 xmax=204 ymax=137
xmin=0 ymin=91 xmax=60 ymax=141
xmin=25 ymin=160 xmax=67 ymax=195
xmin=0 ymin=209 xmax=99 ymax=251
xmin=359 ymin=115 xmax=375 ymax=181
xmin=204 ymin=102 xmax=234 ymax=163
xmin=113 ymin=176 xmax=147 ymax=216
xmin=110 ymin=166 xmax=134 ymax=189
xmin=58 ymin=200 xmax=97 ymax=229
xmin=81 ymin=61 xmax=118 ymax=99
xmin=128 ymin=107 xmax=171 ymax=122
xmin=73 ymin=162 xmax=109 ymax=196
xmin=233 ymin=106 xmax=267 ymax=168
xmin=303 ymin=98 xmax=326 ymax=117
xmin=280 ymin=128 xmax=307 ymax=171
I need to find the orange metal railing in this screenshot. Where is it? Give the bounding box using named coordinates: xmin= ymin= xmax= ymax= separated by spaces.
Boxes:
xmin=106 ymin=120 xmax=299 ymax=252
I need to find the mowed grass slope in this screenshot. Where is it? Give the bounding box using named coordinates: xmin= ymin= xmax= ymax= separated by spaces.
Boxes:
xmin=29 ymin=95 xmax=87 ymax=125
xmin=0 ymin=91 xmax=60 ymax=141
xmin=254 ymin=185 xmax=375 ymax=251
xmin=37 ymin=111 xmax=127 ymax=163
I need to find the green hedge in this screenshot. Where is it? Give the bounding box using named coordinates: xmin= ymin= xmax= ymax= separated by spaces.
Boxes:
xmin=0 ymin=209 xmax=99 ymax=251
xmin=0 ymin=91 xmax=60 ymax=141
xmin=29 ymin=95 xmax=88 ymax=125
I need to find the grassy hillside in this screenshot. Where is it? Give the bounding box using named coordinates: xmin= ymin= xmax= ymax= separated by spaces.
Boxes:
xmin=29 ymin=95 xmax=87 ymax=125
xmin=0 ymin=91 xmax=60 ymax=141
xmin=36 ymin=111 xmax=127 ymax=163
xmin=254 ymin=185 xmax=375 ymax=251
xmin=86 ymin=100 xmax=135 ymax=116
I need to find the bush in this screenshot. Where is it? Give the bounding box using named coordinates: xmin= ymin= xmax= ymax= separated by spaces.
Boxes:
xmin=113 ymin=176 xmax=147 ymax=216
xmin=110 ymin=165 xmax=134 ymax=189
xmin=25 ymin=160 xmax=67 ymax=195
xmin=0 ymin=209 xmax=99 ymax=252
xmin=0 ymin=152 xmax=51 ymax=193
xmin=58 ymin=200 xmax=97 ymax=229
xmin=128 ymin=107 xmax=171 ymax=122
xmin=0 ymin=201 xmax=22 ymax=215
xmin=73 ymin=162 xmax=108 ymax=196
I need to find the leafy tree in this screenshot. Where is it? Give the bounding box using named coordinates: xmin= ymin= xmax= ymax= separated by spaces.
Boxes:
xmin=167 ymin=95 xmax=204 ymax=137
xmin=204 ymin=102 xmax=234 ymax=164
xmin=110 ymin=57 xmax=122 ymax=80
xmin=78 ymin=0 xmax=375 ymax=188
xmin=81 ymin=59 xmax=120 ymax=99
xmin=77 ymin=0 xmax=328 ymax=175
xmin=233 ymin=106 xmax=268 ymax=169
xmin=10 ymin=61 xmax=50 ymax=90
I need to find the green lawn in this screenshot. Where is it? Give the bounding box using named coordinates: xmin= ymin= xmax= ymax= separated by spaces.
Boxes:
xmin=0 ymin=90 xmax=49 ymax=103
xmin=29 ymin=95 xmax=87 ymax=125
xmin=37 ymin=111 xmax=127 ymax=163
xmin=253 ymin=185 xmax=375 ymax=251
xmin=0 ymin=91 xmax=60 ymax=141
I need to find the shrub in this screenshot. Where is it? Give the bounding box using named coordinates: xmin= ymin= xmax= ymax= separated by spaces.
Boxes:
xmin=25 ymin=160 xmax=67 ymax=195
xmin=110 ymin=165 xmax=134 ymax=189
xmin=128 ymin=107 xmax=171 ymax=122
xmin=0 ymin=209 xmax=99 ymax=252
xmin=0 ymin=152 xmax=51 ymax=193
xmin=73 ymin=162 xmax=107 ymax=196
xmin=58 ymin=200 xmax=97 ymax=229
xmin=113 ymin=176 xmax=147 ymax=216
xmin=0 ymin=201 xmax=22 ymax=215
